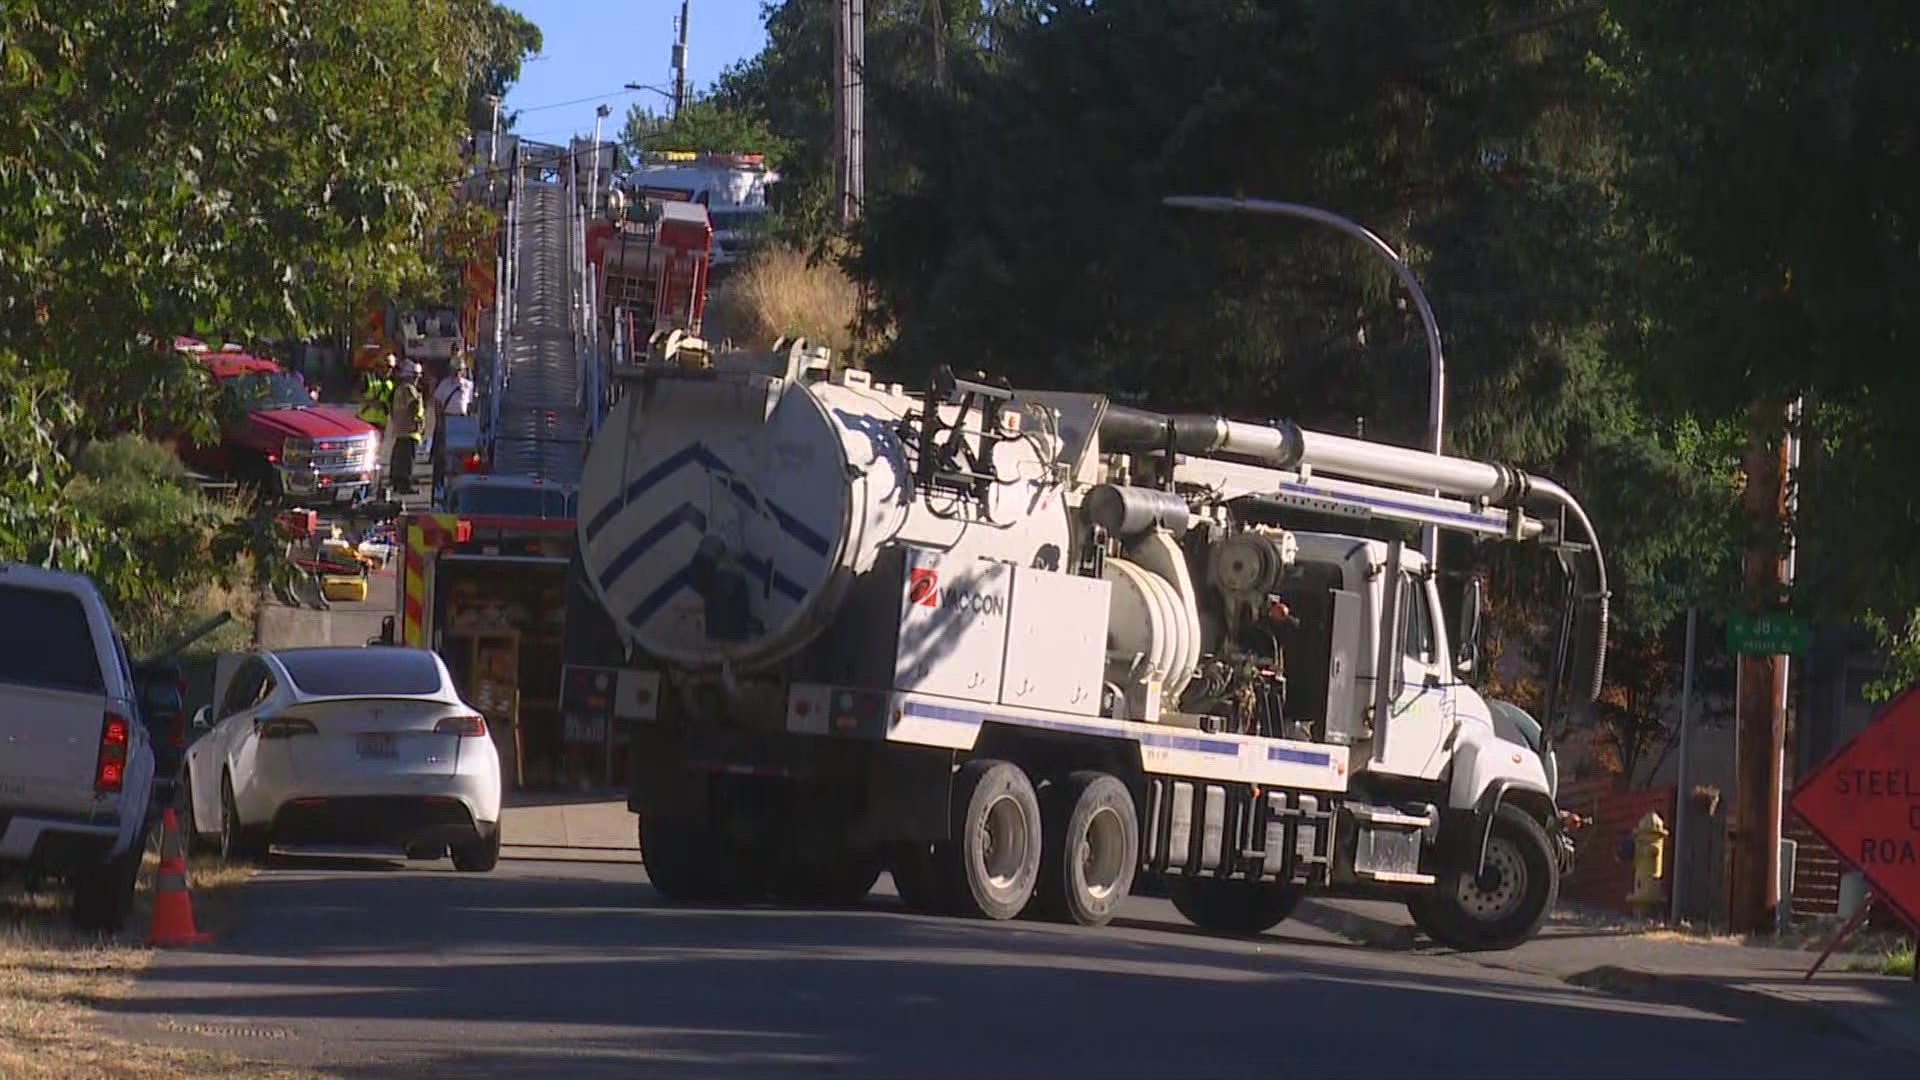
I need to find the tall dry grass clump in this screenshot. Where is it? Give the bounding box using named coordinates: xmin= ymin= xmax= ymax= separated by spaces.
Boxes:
xmin=706 ymin=246 xmax=861 ymax=355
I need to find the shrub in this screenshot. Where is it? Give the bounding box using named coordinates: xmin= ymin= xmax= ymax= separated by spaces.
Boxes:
xmin=705 ymin=246 xmax=861 ymax=355
xmin=64 ymin=436 xmax=250 ymax=654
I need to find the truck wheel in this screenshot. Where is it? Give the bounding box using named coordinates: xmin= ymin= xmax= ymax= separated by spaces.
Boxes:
xmin=1168 ymin=877 xmax=1302 ymax=936
xmin=943 ymin=759 xmax=1042 ymax=920
xmin=71 ymin=825 xmax=147 ymax=932
xmin=1035 ymin=771 xmax=1137 ymax=927
xmin=1417 ymin=804 xmax=1558 ymax=951
xmin=639 ymin=816 xmax=744 ymax=905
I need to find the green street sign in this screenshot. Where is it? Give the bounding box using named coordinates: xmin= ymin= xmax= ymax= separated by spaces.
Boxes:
xmin=1727 ymin=612 xmax=1810 ymax=656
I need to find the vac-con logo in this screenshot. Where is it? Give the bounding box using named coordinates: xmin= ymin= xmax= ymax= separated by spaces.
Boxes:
xmin=907 ymin=568 xmax=1006 ymax=616
xmin=908 ymin=568 xmax=940 ymax=608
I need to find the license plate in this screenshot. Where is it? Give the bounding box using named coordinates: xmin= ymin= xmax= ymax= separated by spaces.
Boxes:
xmin=356 ymin=733 xmax=397 ymax=760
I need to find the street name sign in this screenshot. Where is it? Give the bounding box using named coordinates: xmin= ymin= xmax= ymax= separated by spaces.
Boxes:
xmin=1789 ymin=684 xmax=1920 ymax=930
xmin=1726 ymin=611 xmax=1810 ymax=656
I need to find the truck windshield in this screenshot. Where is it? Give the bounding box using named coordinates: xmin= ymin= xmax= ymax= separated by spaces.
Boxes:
xmin=221 ymin=371 xmax=311 ymax=411
xmin=708 ymin=209 xmax=763 ymax=233
xmin=448 ymin=485 xmax=576 ymax=518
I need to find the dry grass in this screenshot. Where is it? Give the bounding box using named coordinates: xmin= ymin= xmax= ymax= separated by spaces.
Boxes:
xmin=705 ymin=246 xmax=861 ymax=355
xmin=0 ymin=851 xmax=320 ymax=1079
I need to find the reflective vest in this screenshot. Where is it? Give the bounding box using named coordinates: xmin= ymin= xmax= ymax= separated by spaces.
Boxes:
xmin=358 ymin=373 xmax=393 ymax=425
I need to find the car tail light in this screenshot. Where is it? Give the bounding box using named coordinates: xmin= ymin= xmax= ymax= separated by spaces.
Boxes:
xmin=94 ymin=711 xmax=129 ymax=793
xmin=258 ymin=716 xmax=318 ymax=739
xmin=435 ymin=714 xmax=487 ymax=737
xmin=461 ymin=451 xmax=484 ymax=473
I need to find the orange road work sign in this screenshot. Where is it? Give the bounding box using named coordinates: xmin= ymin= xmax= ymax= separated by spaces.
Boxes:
xmin=1790 ymin=684 xmax=1920 ymax=930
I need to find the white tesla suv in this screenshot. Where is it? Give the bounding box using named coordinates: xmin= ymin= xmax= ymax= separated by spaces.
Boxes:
xmin=182 ymin=647 xmax=502 ymax=870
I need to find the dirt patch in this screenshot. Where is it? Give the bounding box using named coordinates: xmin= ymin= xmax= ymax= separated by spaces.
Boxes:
xmin=1 ymin=853 xmax=322 ymax=1079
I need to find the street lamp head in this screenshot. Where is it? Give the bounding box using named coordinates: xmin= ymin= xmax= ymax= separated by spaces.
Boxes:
xmin=623 ymin=82 xmax=676 ymax=103
xmin=597 ymin=104 xmax=611 ymax=119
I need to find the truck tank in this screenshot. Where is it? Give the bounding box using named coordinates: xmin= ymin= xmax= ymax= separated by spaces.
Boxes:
xmin=576 ymin=353 xmax=1071 ymax=672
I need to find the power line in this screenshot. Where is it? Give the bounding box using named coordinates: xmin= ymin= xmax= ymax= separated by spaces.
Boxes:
xmin=510 ymin=87 xmax=644 ymax=115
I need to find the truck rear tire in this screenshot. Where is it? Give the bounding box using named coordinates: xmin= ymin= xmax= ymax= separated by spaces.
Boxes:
xmin=1413 ymin=804 xmax=1557 ymax=951
xmin=639 ymin=816 xmax=745 ymax=904
xmin=1168 ymin=877 xmax=1302 ymax=936
xmin=943 ymin=759 xmax=1042 ymax=920
xmin=1035 ymin=771 xmax=1137 ymax=927
xmin=71 ymin=827 xmax=147 ymax=933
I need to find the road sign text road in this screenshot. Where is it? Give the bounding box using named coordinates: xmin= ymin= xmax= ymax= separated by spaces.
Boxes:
xmin=1789 ymin=685 xmax=1920 ymax=929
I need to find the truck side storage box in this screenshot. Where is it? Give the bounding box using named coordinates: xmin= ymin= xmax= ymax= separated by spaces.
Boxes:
xmin=999 ymin=565 xmax=1107 ymax=715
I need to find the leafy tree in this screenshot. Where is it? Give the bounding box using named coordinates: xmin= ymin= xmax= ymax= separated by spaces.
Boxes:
xmin=1598 ymin=2 xmax=1920 ymax=658
xmin=622 ymin=95 xmax=793 ymax=165
xmin=0 ymin=0 xmax=533 ymax=617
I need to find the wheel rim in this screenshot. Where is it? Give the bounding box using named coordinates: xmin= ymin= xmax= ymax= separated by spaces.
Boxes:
xmin=1078 ymin=805 xmax=1127 ymax=902
xmin=978 ymin=793 xmax=1030 ymax=892
xmin=1457 ymin=836 xmax=1526 ymax=921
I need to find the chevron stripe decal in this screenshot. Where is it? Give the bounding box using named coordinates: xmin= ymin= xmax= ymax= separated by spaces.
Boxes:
xmin=596 ymin=503 xmax=707 ymax=590
xmin=582 ymin=439 xmax=831 ymax=556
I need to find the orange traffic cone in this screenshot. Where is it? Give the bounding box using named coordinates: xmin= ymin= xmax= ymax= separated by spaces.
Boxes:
xmin=149 ymin=806 xmax=212 ymax=947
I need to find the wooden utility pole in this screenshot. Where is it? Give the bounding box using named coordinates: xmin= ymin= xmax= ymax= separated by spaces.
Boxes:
xmin=832 ymin=0 xmax=865 ymax=226
xmin=672 ymin=0 xmax=691 ymax=118
xmin=1729 ymin=399 xmax=1792 ymax=934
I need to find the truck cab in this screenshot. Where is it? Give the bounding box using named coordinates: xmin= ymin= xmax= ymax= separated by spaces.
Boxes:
xmin=175 ymin=349 xmax=381 ymax=503
xmin=1284 ymin=534 xmax=1554 ymax=799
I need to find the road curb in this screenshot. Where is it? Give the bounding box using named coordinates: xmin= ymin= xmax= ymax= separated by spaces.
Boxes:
xmin=1563 ymin=965 xmax=1876 ymax=1045
xmin=1291 ymin=899 xmax=1418 ymax=951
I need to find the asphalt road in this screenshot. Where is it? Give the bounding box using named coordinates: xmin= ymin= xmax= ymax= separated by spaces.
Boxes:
xmin=105 ymin=855 xmax=1888 ymax=1080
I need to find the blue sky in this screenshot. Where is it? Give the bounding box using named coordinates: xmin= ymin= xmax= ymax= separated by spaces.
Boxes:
xmin=500 ymin=1 xmax=771 ymax=144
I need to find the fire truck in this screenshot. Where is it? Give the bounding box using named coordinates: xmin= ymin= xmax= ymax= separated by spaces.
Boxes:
xmin=586 ymin=192 xmax=714 ymax=357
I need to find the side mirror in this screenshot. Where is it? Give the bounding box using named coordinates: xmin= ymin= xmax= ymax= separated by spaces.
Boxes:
xmin=1455 ymin=577 xmax=1484 ymax=680
xmin=192 ymin=705 xmax=214 ymax=731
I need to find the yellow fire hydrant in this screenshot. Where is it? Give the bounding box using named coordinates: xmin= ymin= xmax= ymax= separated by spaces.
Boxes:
xmin=1628 ymin=811 xmax=1669 ymax=911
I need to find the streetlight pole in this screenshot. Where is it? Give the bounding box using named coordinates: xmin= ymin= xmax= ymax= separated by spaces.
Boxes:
xmin=486 ymin=94 xmax=502 ymax=168
xmin=589 ymin=103 xmax=610 ymax=216
xmin=1161 ymin=195 xmax=1447 ymax=568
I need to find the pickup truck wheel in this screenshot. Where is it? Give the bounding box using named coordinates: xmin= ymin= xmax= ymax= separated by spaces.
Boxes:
xmin=639 ymin=816 xmax=745 ymax=904
xmin=943 ymin=760 xmax=1042 ymax=920
xmin=1418 ymin=804 xmax=1558 ymax=952
xmin=71 ymin=824 xmax=147 ymax=932
xmin=220 ymin=776 xmax=268 ymax=865
xmin=1168 ymin=878 xmax=1302 ymax=936
xmin=1035 ymin=771 xmax=1138 ymax=927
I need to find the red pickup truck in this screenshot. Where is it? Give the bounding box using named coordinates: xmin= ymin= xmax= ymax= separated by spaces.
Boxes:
xmin=176 ymin=347 xmax=382 ymax=503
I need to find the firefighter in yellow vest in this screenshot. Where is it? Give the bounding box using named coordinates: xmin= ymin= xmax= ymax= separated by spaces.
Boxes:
xmin=359 ymin=353 xmax=397 ymax=427
xmin=386 ymin=359 xmax=428 ymax=496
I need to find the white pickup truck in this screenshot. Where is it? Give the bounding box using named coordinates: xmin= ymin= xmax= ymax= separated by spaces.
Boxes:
xmin=0 ymin=563 xmax=157 ymax=930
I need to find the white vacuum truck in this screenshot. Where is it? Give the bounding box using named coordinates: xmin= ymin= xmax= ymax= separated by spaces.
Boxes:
xmin=575 ymin=340 xmax=1609 ymax=949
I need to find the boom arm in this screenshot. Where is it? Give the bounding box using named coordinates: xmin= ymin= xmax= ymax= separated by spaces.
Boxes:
xmin=1099 ymin=405 xmax=1610 ymax=703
